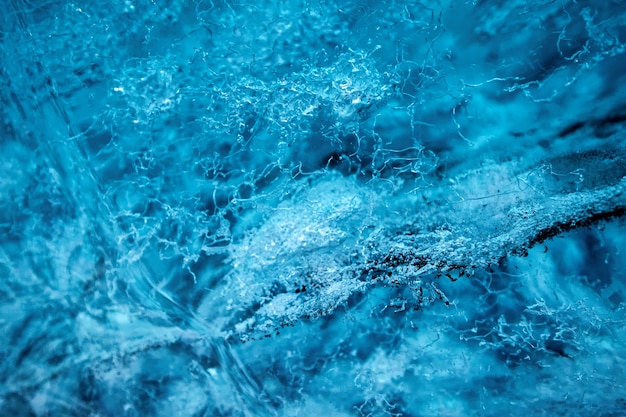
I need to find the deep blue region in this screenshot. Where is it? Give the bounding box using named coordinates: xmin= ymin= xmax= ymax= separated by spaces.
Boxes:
xmin=1 ymin=0 xmax=626 ymax=416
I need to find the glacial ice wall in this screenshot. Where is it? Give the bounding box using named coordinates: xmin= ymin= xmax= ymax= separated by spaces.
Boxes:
xmin=1 ymin=0 xmax=626 ymax=416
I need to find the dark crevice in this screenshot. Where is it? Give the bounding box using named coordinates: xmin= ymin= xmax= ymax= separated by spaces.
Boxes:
xmin=525 ymin=206 xmax=626 ymax=250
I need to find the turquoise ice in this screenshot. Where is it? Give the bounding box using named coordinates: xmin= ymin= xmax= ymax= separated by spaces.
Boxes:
xmin=1 ymin=1 xmax=626 ymax=415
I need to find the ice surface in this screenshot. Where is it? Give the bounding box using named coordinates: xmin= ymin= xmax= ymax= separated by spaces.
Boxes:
xmin=1 ymin=0 xmax=626 ymax=416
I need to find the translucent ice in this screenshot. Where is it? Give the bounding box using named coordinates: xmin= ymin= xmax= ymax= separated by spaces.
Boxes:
xmin=2 ymin=0 xmax=626 ymax=416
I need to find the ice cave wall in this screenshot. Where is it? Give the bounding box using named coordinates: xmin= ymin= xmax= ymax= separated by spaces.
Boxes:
xmin=1 ymin=0 xmax=626 ymax=416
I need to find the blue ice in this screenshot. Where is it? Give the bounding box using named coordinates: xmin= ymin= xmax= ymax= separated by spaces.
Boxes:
xmin=1 ymin=0 xmax=626 ymax=416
